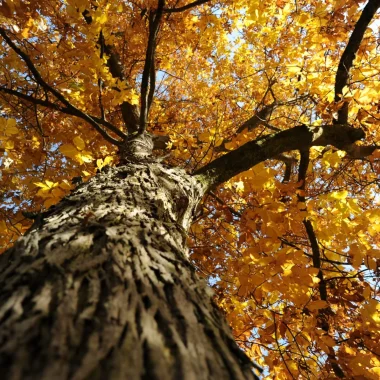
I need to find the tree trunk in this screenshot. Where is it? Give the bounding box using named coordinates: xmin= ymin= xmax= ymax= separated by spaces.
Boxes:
xmin=0 ymin=161 xmax=258 ymax=380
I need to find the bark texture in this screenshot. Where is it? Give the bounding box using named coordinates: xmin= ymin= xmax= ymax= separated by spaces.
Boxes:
xmin=0 ymin=161 xmax=258 ymax=380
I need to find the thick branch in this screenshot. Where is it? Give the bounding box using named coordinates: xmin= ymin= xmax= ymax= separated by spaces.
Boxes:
xmin=83 ymin=10 xmax=140 ymax=134
xmin=163 ymin=0 xmax=211 ymax=13
xmin=194 ymin=124 xmax=376 ymax=188
xmin=147 ymin=57 xmax=156 ymax=112
xmin=216 ymin=103 xmax=277 ymax=154
xmin=102 ymin=42 xmax=140 ymax=134
xmin=235 ymin=103 xmax=278 ymax=135
xmin=216 ymin=96 xmax=310 ymax=153
xmin=281 ymin=154 xmax=296 ymax=182
xmin=335 ymin=0 xmax=380 ymax=123
xmin=139 ymin=0 xmax=165 ymax=133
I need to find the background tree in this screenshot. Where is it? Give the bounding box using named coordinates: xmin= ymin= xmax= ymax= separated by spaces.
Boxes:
xmin=0 ymin=0 xmax=379 ymax=379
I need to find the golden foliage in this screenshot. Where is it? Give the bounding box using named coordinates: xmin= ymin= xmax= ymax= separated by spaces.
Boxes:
xmin=0 ymin=0 xmax=379 ymax=378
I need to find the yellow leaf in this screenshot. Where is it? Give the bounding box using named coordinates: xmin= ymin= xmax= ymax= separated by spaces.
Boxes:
xmin=350 ymin=243 xmax=363 ymax=268
xmin=198 ymin=131 xmax=211 ymax=142
xmin=77 ymin=151 xmax=93 ymax=163
xmin=341 ymin=85 xmax=350 ymax=97
xmin=95 ymin=13 xmax=108 ymax=25
xmin=343 ymin=345 xmax=356 ymax=355
xmin=45 ymin=180 xmax=57 ymax=188
xmin=59 ymin=180 xmax=72 ymax=190
xmin=366 ymin=209 xmax=380 ymax=223
xmin=96 ymin=158 xmax=103 ymax=169
xmin=297 ymin=202 xmax=307 ymax=210
xmin=368 ymin=223 xmax=380 ymax=236
xmin=103 ymin=156 xmax=113 ymax=165
xmin=34 ymin=182 xmax=49 ymax=189
xmin=288 ymin=66 xmax=300 ymax=73
xmin=73 ymin=136 xmax=85 ymax=151
xmin=323 ymin=150 xmax=346 ymax=168
xmin=234 ymin=180 xmax=245 ymax=194
xmin=281 ymin=262 xmax=294 ymax=276
xmin=320 ymin=335 xmax=336 ymax=347
xmin=130 ymin=94 xmax=139 ymax=105
xmin=36 ymin=188 xmax=50 ymax=197
xmin=5 ymin=140 xmax=14 ymax=149
xmin=326 ymin=91 xmax=335 ymax=102
xmin=97 ymin=155 xmax=113 ymax=169
xmin=224 ymin=140 xmax=237 ymax=150
xmin=328 ymin=190 xmax=348 ymax=201
xmin=59 ymin=144 xmax=78 ymax=159
xmin=5 ymin=119 xmax=18 ymax=135
xmin=370 ymin=367 xmax=380 ymax=377
xmin=0 ymin=220 xmax=7 ymax=232
xmin=21 ymin=28 xmax=29 ymax=38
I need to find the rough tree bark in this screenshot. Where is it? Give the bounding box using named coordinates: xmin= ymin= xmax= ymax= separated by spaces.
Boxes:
xmin=0 ymin=2 xmax=379 ymax=378
xmin=0 ymin=124 xmax=373 ymax=380
xmin=0 ymin=149 xmax=259 ymax=379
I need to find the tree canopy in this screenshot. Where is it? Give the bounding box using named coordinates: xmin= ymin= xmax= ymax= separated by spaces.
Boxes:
xmin=0 ymin=0 xmax=379 ymax=378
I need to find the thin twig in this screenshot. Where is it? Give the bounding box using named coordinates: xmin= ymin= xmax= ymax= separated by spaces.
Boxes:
xmin=164 ymin=0 xmax=211 ymax=13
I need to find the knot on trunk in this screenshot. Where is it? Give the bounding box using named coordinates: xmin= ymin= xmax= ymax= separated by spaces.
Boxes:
xmin=119 ymin=132 xmax=154 ymax=163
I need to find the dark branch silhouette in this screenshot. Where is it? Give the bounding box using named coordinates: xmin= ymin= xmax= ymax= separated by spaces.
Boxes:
xmin=139 ymin=0 xmax=165 ymax=133
xmin=164 ymin=0 xmax=211 ymax=13
xmin=83 ymin=9 xmax=140 ymax=135
xmin=194 ymin=124 xmax=376 ymax=188
xmin=0 ymin=28 xmax=123 ymax=146
xmin=0 ymin=86 xmax=126 ymax=142
xmin=297 ymin=151 xmax=345 ymax=378
xmin=334 ymin=0 xmax=380 ymax=123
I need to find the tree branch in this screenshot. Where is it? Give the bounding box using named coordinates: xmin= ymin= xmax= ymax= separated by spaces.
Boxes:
xmin=236 ymin=102 xmax=278 ymax=135
xmin=297 ymin=151 xmax=345 ymax=379
xmin=194 ymin=124 xmax=376 ymax=189
xmin=0 ymin=86 xmax=124 ymax=145
xmin=147 ymin=55 xmax=156 ymax=112
xmin=163 ymin=0 xmax=211 ymax=13
xmin=216 ymin=96 xmax=310 ymax=153
xmin=0 ymin=28 xmax=124 ymax=146
xmin=83 ymin=10 xmax=140 ymax=134
xmin=139 ymin=0 xmax=165 ymax=133
xmin=97 ymin=31 xmax=106 ymax=121
xmin=335 ymin=0 xmax=380 ymax=123
xmin=102 ymin=41 xmax=141 ymax=135
xmin=0 ymin=86 xmax=126 ymax=139
xmin=297 ymin=150 xmax=327 ymax=300
xmin=0 ymin=28 xmax=72 ymax=109
xmin=281 ymin=154 xmax=296 ymax=183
